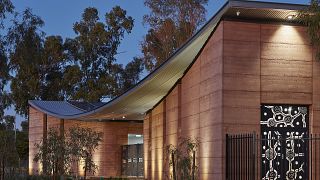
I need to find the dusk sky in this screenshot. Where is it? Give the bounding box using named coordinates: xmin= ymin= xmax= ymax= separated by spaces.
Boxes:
xmin=6 ymin=0 xmax=310 ymax=128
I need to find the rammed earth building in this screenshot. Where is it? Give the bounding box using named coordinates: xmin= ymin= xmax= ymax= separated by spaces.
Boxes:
xmin=29 ymin=1 xmax=320 ymax=179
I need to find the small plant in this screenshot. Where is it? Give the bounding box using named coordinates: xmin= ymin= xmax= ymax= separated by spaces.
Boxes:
xmin=68 ymin=126 xmax=103 ymax=180
xmin=33 ymin=128 xmax=70 ymax=178
xmin=33 ymin=126 xmax=103 ymax=179
xmin=167 ymin=137 xmax=199 ymax=180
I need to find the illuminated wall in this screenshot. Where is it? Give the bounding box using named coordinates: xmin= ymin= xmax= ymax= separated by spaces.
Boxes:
xmin=29 ymin=107 xmax=44 ymax=175
xmin=144 ymin=22 xmax=224 ymax=180
xmin=28 ymin=107 xmax=143 ymax=177
xmin=144 ymin=20 xmax=319 ymax=180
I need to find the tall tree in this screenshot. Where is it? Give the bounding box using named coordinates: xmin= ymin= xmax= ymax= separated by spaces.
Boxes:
xmin=142 ymin=0 xmax=208 ymax=71
xmin=8 ymin=8 xmax=45 ymax=116
xmin=0 ymin=130 xmax=19 ymax=180
xmin=8 ymin=6 xmax=143 ymax=116
xmin=8 ymin=9 xmax=66 ymax=115
xmin=65 ymin=6 xmax=134 ymax=101
xmin=0 ymin=0 xmax=13 ymax=120
xmin=111 ymin=57 xmax=144 ymax=96
xmin=0 ymin=115 xmax=19 ymax=180
xmin=120 ymin=57 xmax=144 ymax=93
xmin=0 ymin=42 xmax=10 ymax=120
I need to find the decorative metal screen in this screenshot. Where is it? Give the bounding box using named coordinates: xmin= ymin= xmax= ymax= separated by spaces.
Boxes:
xmin=261 ymin=104 xmax=309 ymax=180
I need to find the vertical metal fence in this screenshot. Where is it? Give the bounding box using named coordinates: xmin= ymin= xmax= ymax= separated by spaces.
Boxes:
xmin=226 ymin=133 xmax=320 ymax=180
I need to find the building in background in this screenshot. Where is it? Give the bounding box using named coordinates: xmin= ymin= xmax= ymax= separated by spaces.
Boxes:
xmin=28 ymin=101 xmax=143 ymax=177
xmin=29 ymin=0 xmax=320 ymax=179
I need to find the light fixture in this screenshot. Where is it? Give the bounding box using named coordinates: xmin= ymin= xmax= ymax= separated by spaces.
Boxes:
xmin=122 ymin=116 xmax=126 ymax=119
xmin=236 ymin=10 xmax=240 ymax=16
xmin=135 ymin=135 xmax=142 ymax=138
xmin=287 ymin=15 xmax=295 ymax=20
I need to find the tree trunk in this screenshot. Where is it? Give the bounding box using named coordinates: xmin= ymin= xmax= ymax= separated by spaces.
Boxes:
xmin=2 ymin=158 xmax=4 ymax=180
xmin=84 ymin=162 xmax=87 ymax=180
xmin=171 ymin=152 xmax=176 ymax=180
xmin=0 ymin=158 xmax=2 ymax=180
xmin=192 ymin=150 xmax=195 ymax=180
xmin=84 ymin=158 xmax=87 ymax=180
xmin=2 ymin=158 xmax=6 ymax=180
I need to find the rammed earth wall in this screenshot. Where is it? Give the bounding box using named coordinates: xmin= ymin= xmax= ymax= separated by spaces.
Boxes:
xmin=144 ymin=20 xmax=320 ymax=180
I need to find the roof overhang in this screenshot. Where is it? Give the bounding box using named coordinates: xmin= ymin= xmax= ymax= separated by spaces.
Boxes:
xmin=29 ymin=0 xmax=308 ymax=121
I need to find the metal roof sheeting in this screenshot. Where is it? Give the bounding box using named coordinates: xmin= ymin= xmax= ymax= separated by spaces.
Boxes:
xmin=28 ymin=0 xmax=308 ymax=121
xmin=29 ymin=100 xmax=105 ymax=118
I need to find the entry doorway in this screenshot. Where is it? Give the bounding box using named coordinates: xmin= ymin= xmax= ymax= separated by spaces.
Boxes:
xmin=121 ymin=134 xmax=144 ymax=177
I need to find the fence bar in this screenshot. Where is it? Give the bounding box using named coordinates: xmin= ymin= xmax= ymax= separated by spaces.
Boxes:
xmin=226 ymin=133 xmax=320 ymax=180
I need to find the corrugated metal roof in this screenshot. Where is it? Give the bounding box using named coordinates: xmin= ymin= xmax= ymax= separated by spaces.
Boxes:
xmin=29 ymin=100 xmax=105 ymax=118
xmin=28 ymin=0 xmax=308 ymax=121
xmin=67 ymin=101 xmax=105 ymax=111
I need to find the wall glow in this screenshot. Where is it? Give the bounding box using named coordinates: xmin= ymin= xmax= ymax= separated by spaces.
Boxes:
xmin=38 ymin=161 xmax=42 ymax=174
xmin=78 ymin=158 xmax=85 ymax=176
xmin=93 ymin=147 xmax=101 ymax=176
xmin=266 ymin=25 xmax=305 ymax=45
xmin=29 ymin=149 xmax=33 ymax=175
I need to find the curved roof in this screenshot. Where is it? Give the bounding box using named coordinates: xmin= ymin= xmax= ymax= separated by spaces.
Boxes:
xmin=29 ymin=100 xmax=105 ymax=118
xmin=29 ymin=0 xmax=307 ymax=121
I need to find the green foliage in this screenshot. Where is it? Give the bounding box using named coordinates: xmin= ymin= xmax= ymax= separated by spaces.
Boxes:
xmin=68 ymin=126 xmax=103 ymax=179
xmin=20 ymin=120 xmax=28 ymax=132
xmin=8 ymin=8 xmax=48 ymax=116
xmin=300 ymin=0 xmax=320 ymax=60
xmin=0 ymin=130 xmax=20 ymax=179
xmin=65 ymin=6 xmax=134 ymax=101
xmin=7 ymin=6 xmax=143 ymax=116
xmin=0 ymin=0 xmax=14 ymax=28
xmin=16 ymin=130 xmax=28 ymax=162
xmin=0 ymin=0 xmax=13 ymax=120
xmin=166 ymin=137 xmax=199 ymax=180
xmin=142 ymin=0 xmax=208 ymax=71
xmin=34 ymin=127 xmax=103 ymax=179
xmin=0 ymin=115 xmax=14 ymax=130
xmin=34 ymin=128 xmax=69 ymax=176
xmin=111 ymin=57 xmax=144 ymax=96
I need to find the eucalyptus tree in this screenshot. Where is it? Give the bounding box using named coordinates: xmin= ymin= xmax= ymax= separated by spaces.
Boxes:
xmin=8 ymin=5 xmax=143 ymax=116
xmin=141 ymin=0 xmax=208 ymax=71
xmin=64 ymin=6 xmax=134 ymax=101
xmin=0 ymin=0 xmax=14 ymax=121
xmin=7 ymin=8 xmax=64 ymax=116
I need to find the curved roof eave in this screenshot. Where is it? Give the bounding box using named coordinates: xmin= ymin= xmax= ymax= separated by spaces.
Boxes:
xmin=29 ymin=0 xmax=307 ymax=121
xmin=29 ymin=0 xmax=229 ymax=121
xmin=68 ymin=3 xmax=227 ymax=121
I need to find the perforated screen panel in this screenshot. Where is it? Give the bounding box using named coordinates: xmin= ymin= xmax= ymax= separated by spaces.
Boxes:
xmin=261 ymin=104 xmax=309 ymax=180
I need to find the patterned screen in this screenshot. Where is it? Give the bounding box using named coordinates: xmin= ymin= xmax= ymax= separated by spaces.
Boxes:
xmin=261 ymin=105 xmax=309 ymax=180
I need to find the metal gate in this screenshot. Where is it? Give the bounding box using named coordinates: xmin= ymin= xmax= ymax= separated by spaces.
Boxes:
xmin=261 ymin=104 xmax=309 ymax=179
xmin=225 ymin=134 xmax=320 ymax=180
xmin=225 ymin=105 xmax=320 ymax=180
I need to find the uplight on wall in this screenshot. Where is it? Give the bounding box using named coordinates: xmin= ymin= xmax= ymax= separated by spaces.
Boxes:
xmin=287 ymin=15 xmax=296 ymax=20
